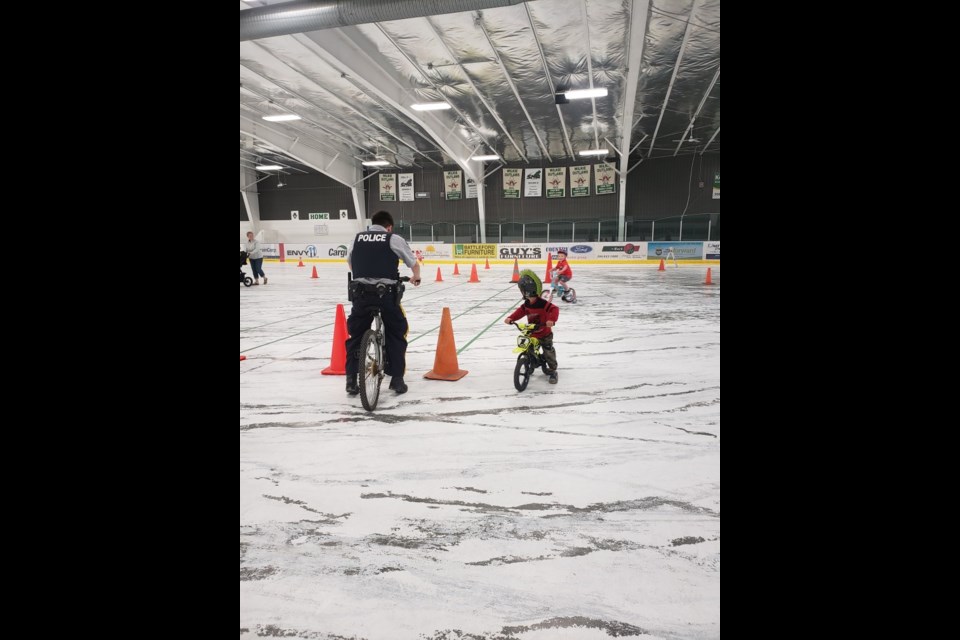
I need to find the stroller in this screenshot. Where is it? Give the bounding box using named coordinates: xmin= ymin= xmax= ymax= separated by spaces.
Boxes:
xmin=240 ymin=251 xmax=253 ymax=287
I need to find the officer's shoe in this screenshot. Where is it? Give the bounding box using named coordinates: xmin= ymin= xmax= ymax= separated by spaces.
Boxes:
xmin=389 ymin=377 xmax=408 ymax=394
xmin=346 ymin=375 xmax=360 ymax=395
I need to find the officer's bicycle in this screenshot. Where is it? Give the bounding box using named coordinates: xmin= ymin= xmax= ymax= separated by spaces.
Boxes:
xmin=358 ymin=276 xmax=410 ymax=411
xmin=511 ymin=322 xmax=551 ymax=392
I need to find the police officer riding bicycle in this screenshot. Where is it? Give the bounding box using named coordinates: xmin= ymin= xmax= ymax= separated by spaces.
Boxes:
xmin=345 ymin=210 xmax=422 ymax=395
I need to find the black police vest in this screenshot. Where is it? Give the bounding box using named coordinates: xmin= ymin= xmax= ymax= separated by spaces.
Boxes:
xmin=351 ymin=231 xmax=399 ymax=280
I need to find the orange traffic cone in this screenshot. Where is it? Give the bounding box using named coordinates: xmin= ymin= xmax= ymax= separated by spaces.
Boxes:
xmin=297 ymin=257 xmax=305 ymax=267
xmin=657 ymin=259 xmax=665 ymax=271
xmin=485 ymin=258 xmax=490 ymax=270
xmin=453 ymin=262 xmax=461 ymax=276
xmin=311 ymin=265 xmax=319 ymax=278
xmin=544 ymin=253 xmax=553 ymax=283
xmin=468 ymin=263 xmax=480 ymax=282
xmin=704 ymin=267 xmax=713 ymax=285
xmin=435 ymin=267 xmax=443 ymax=282
xmin=423 ymin=307 xmax=468 ymax=381
xmin=321 ymin=304 xmax=349 ymax=375
xmin=510 ymin=258 xmax=520 ymax=283
xmin=240 ymin=355 xmax=246 ymax=361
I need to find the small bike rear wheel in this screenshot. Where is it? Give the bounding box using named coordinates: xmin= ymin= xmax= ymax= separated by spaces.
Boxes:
xmin=514 ymin=353 xmax=532 ymax=392
xmin=359 ymin=330 xmax=383 ymax=411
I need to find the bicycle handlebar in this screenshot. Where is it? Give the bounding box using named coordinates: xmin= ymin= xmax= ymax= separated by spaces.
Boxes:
xmin=513 ymin=322 xmax=543 ymax=332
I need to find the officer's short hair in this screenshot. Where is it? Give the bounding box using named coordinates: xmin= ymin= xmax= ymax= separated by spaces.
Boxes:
xmin=372 ymin=210 xmax=394 ymax=227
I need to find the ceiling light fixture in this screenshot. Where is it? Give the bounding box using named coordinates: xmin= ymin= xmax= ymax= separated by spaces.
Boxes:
xmin=262 ymin=114 xmax=301 ymax=122
xmin=411 ymin=102 xmax=451 ymax=111
xmin=562 ymin=88 xmax=608 ymax=100
xmin=471 ymin=154 xmax=500 ymax=161
xmin=256 ymin=164 xmax=283 ymax=170
xmin=578 ymin=149 xmax=609 ymax=156
xmin=362 ymin=160 xmax=390 ymax=166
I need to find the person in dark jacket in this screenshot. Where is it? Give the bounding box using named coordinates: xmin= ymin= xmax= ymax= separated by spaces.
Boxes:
xmin=504 ymin=270 xmax=560 ymax=383
xmin=345 ymin=210 xmax=421 ymax=395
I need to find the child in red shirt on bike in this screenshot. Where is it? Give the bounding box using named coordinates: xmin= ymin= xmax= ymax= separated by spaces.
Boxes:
xmin=504 ymin=270 xmax=560 ymax=383
xmin=551 ymin=250 xmax=576 ymax=303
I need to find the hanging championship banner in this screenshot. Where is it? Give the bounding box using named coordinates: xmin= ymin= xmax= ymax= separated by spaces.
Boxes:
xmin=444 ymin=170 xmax=462 ymax=200
xmin=503 ymin=168 xmax=521 ymax=198
xmin=546 ymin=167 xmax=566 ymax=198
xmin=713 ymin=171 xmax=720 ymax=199
xmin=594 ymin=163 xmax=616 ymax=194
xmin=379 ymin=174 xmax=396 ymax=201
xmin=398 ymin=173 xmax=414 ymax=201
xmin=571 ymin=165 xmax=591 ymax=197
xmin=524 ymin=168 xmax=542 ymax=197
xmin=466 ymin=176 xmax=478 ymax=199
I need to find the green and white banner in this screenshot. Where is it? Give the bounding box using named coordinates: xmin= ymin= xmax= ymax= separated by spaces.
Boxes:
xmin=713 ymin=171 xmax=720 ymax=199
xmin=444 ymin=170 xmax=462 ymax=200
xmin=571 ymin=165 xmax=590 ymax=197
xmin=466 ymin=176 xmax=478 ymax=199
xmin=398 ymin=173 xmax=414 ymax=201
xmin=503 ymin=168 xmax=521 ymax=198
xmin=524 ymin=168 xmax=542 ymax=197
xmin=594 ymin=163 xmax=616 ymax=194
xmin=546 ymin=167 xmax=566 ymax=198
xmin=379 ymin=173 xmax=396 ymax=201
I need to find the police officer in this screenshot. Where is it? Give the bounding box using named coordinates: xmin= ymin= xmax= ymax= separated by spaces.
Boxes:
xmin=345 ymin=210 xmax=421 ymax=395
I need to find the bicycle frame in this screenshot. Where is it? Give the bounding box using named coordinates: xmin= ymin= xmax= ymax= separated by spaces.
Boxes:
xmin=512 ymin=323 xmax=549 ymax=391
xmin=356 ymin=276 xmax=410 ymax=411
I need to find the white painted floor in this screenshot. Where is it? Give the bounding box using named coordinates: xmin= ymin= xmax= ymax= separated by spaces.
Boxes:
xmin=240 ymin=262 xmax=720 ymax=640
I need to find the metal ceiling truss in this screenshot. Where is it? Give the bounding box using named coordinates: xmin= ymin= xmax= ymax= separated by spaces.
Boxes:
xmin=648 ymin=0 xmax=701 ymax=157
xmin=672 ymin=64 xmax=719 ymax=156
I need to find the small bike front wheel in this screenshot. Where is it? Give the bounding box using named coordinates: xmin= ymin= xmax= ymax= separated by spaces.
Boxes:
xmin=514 ymin=353 xmax=532 ymax=392
xmin=244 ymin=277 xmax=253 ymax=287
xmin=359 ymin=330 xmax=383 ymax=411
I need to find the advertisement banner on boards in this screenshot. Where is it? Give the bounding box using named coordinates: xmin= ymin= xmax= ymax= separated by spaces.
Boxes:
xmin=409 ymin=243 xmax=452 ymax=259
xmin=283 ymin=243 xmax=351 ymax=260
xmin=648 ymin=241 xmax=703 ymax=259
xmin=597 ymin=243 xmax=647 ymax=259
xmin=255 ymin=243 xmax=281 ymax=259
xmin=704 ymin=241 xmax=720 ymax=259
xmin=454 ymin=244 xmax=498 ymax=259
xmin=499 ymin=245 xmax=543 ymax=260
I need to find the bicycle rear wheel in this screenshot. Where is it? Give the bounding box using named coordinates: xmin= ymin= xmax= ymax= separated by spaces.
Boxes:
xmin=359 ymin=330 xmax=383 ymax=411
xmin=514 ymin=353 xmax=532 ymax=392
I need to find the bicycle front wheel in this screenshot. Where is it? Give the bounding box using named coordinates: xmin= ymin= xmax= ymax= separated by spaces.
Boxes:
xmin=359 ymin=330 xmax=383 ymax=411
xmin=514 ymin=353 xmax=532 ymax=392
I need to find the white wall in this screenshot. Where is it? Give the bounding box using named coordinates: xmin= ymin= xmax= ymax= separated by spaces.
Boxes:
xmin=240 ymin=219 xmax=364 ymax=244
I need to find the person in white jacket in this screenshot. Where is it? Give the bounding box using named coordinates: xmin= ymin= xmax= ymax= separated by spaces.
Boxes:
xmin=245 ymin=231 xmax=267 ymax=285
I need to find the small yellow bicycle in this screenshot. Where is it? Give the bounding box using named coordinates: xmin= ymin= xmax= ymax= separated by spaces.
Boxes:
xmin=512 ymin=323 xmax=551 ymax=392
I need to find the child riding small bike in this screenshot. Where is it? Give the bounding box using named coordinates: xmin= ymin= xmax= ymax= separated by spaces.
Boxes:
xmin=504 ymin=270 xmax=560 ymax=384
xmin=550 ymin=250 xmax=576 ymax=303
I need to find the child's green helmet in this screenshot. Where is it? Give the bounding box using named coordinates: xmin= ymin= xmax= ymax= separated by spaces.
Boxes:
xmin=517 ymin=269 xmax=542 ymax=297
